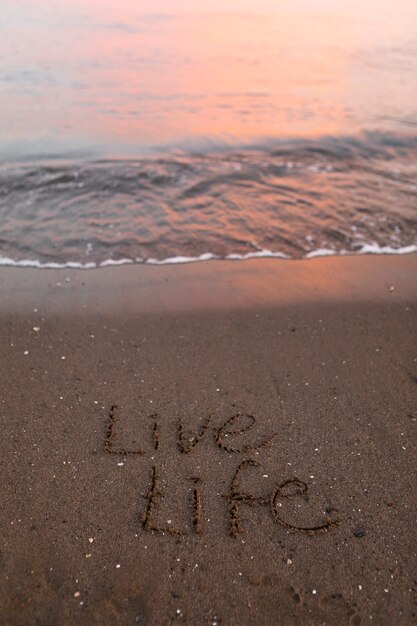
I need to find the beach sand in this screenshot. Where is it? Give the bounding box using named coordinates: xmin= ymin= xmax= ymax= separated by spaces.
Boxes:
xmin=1 ymin=255 xmax=416 ymax=625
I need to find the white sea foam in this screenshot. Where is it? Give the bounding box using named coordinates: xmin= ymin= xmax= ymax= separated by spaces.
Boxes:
xmin=305 ymin=248 xmax=340 ymax=259
xmin=0 ymin=243 xmax=416 ymax=270
xmin=226 ymin=249 xmax=289 ymax=260
xmin=99 ymin=258 xmax=136 ymax=267
xmin=305 ymin=243 xmax=417 ymax=259
xmin=355 ymin=243 xmax=417 ymax=255
xmin=144 ymin=252 xmax=218 ymax=265
xmin=0 ymin=256 xmax=97 ymax=269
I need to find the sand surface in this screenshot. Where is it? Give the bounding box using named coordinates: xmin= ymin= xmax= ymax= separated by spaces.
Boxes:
xmin=1 ymin=256 xmax=416 ymax=625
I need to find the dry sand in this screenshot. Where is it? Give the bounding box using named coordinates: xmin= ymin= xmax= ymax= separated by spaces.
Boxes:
xmin=1 ymin=255 xmax=416 ymax=625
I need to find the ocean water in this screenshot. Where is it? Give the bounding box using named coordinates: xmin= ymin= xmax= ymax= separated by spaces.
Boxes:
xmin=1 ymin=0 xmax=416 ymax=267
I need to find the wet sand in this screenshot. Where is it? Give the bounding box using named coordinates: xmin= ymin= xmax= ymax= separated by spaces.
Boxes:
xmin=1 ymin=255 xmax=416 ymax=625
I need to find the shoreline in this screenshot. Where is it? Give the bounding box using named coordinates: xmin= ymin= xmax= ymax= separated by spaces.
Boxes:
xmin=1 ymin=254 xmax=416 ymax=625
xmin=1 ymin=244 xmax=417 ymax=271
xmin=1 ymin=253 xmax=417 ymax=316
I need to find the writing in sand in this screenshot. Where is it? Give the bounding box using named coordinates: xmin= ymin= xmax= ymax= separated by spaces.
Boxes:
xmin=105 ymin=405 xmax=340 ymax=539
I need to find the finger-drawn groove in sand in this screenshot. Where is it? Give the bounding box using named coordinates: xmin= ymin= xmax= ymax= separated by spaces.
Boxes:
xmin=270 ymin=478 xmax=340 ymax=534
xmin=228 ymin=459 xmax=268 ymax=538
xmin=177 ymin=414 xmax=212 ymax=454
xmin=216 ymin=414 xmax=277 ymax=453
xmin=190 ymin=477 xmax=203 ymax=534
xmin=105 ymin=404 xmax=145 ymax=455
xmin=152 ymin=417 xmax=160 ymax=451
xmin=142 ymin=466 xmax=183 ymax=536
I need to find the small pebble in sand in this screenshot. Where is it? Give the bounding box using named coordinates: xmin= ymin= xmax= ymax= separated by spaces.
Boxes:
xmin=74 ymin=591 xmax=80 ymax=598
xmin=88 ymin=538 xmax=94 ymax=543
xmin=24 ymin=351 xmax=29 ymax=355
xmin=116 ymin=564 xmax=121 ymax=569
xmin=33 ymin=326 xmax=40 ymax=332
xmin=312 ymin=589 xmax=317 ymax=595
xmin=389 ymin=286 xmax=395 ymax=292
xmin=117 ymin=462 xmax=124 ymax=467
xmin=61 ymin=356 xmax=66 ymax=360
xmin=85 ymin=554 xmax=92 ymax=559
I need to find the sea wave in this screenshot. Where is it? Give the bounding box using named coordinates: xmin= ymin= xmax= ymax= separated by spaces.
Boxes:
xmin=1 ymin=132 xmax=416 ymax=268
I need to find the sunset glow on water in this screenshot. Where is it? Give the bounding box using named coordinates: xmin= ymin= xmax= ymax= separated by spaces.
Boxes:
xmin=0 ymin=0 xmax=416 ymax=265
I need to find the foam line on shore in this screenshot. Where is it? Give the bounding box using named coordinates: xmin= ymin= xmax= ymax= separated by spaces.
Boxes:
xmin=0 ymin=243 xmax=416 ymax=270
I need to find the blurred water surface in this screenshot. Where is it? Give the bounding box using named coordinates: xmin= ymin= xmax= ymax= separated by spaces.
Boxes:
xmin=0 ymin=0 xmax=416 ymax=264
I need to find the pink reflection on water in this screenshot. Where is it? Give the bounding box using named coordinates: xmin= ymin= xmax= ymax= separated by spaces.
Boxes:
xmin=1 ymin=0 xmax=416 ymax=156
